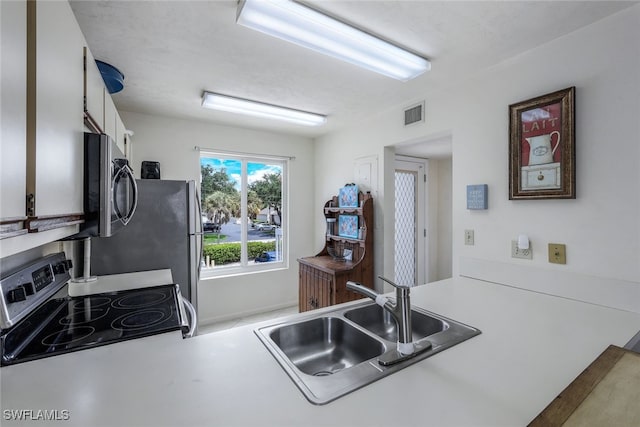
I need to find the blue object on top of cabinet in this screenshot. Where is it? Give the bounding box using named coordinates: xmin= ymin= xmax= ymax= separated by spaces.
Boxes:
xmin=96 ymin=60 xmax=124 ymax=94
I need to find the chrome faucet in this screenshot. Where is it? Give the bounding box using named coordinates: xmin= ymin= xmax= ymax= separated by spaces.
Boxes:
xmin=347 ymin=276 xmax=432 ymax=366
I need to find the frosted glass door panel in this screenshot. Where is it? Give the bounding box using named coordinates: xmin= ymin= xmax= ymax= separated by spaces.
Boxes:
xmin=394 ymin=170 xmax=417 ymax=286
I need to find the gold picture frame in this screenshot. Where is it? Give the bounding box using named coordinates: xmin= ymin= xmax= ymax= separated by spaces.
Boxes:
xmin=509 ymin=87 xmax=575 ymax=199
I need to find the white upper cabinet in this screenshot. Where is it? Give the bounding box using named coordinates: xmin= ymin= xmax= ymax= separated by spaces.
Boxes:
xmin=84 ymin=39 xmax=129 ymax=158
xmin=27 ymin=0 xmax=84 ymax=217
xmin=115 ymin=110 xmax=127 ymax=155
xmin=104 ymin=92 xmax=128 ymax=157
xmin=103 ymin=89 xmax=117 ymax=141
xmin=1 ymin=0 xmax=131 ymax=256
xmin=0 ymin=0 xmax=27 ymax=226
xmin=84 ymin=45 xmax=104 ymax=133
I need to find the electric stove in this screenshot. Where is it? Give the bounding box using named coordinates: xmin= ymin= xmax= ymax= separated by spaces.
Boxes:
xmin=0 ymin=253 xmax=188 ymax=366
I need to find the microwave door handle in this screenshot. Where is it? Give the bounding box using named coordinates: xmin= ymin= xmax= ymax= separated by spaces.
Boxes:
xmin=111 ymin=168 xmax=125 ymax=222
xmin=111 ymin=165 xmax=138 ymax=226
xmin=121 ymin=164 xmax=138 ymax=225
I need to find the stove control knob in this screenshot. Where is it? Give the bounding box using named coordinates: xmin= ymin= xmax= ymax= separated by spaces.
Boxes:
xmin=7 ymin=286 xmax=27 ymax=303
xmin=23 ymin=282 xmax=35 ymax=296
xmin=53 ymin=262 xmax=66 ymax=275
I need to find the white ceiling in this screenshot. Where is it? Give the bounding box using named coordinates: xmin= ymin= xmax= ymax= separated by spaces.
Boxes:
xmin=70 ymin=0 xmax=634 ymax=149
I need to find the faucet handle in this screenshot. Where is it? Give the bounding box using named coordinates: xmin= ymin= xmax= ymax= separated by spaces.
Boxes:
xmin=378 ymin=275 xmax=411 ymax=289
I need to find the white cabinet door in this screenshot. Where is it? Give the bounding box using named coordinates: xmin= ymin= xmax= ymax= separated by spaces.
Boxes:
xmin=103 ymin=84 xmax=128 ymax=156
xmin=103 ymin=90 xmax=117 ymax=142
xmin=1 ymin=0 xmax=27 ymax=223
xmin=27 ymin=0 xmax=84 ymax=217
xmin=84 ymin=45 xmax=104 ymax=132
xmin=125 ymin=133 xmax=132 ymax=160
xmin=115 ymin=111 xmax=126 ymax=154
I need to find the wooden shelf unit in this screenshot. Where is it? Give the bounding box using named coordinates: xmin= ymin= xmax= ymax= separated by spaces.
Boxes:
xmin=297 ymin=193 xmax=374 ymax=312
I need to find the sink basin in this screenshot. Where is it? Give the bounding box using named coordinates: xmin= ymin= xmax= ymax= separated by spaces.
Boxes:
xmin=269 ymin=317 xmax=384 ymax=376
xmin=255 ymin=301 xmax=481 ymax=405
xmin=344 ymin=303 xmax=448 ymax=342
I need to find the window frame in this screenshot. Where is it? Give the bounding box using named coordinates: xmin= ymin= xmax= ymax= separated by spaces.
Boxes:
xmin=199 ymin=151 xmax=289 ymax=278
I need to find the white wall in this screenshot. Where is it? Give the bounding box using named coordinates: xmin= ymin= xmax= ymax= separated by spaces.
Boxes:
xmin=120 ymin=111 xmax=315 ymax=324
xmin=314 ymin=6 xmax=640 ymax=296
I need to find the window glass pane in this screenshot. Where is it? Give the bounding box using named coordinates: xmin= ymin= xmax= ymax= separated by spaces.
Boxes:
xmin=201 ymin=158 xmax=241 ymax=271
xmin=248 ymin=161 xmax=283 ymax=263
xmin=200 ymin=155 xmax=285 ymax=274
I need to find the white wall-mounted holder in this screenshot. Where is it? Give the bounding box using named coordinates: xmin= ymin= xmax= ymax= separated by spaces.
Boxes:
xmin=512 ymin=235 xmax=532 ymax=260
xmin=517 ymin=234 xmax=529 ymax=250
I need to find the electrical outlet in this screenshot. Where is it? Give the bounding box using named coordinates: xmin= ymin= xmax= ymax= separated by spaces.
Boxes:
xmin=511 ymin=240 xmax=532 ymax=259
xmin=464 ymin=229 xmax=474 ymax=245
xmin=548 ymin=243 xmax=566 ymax=264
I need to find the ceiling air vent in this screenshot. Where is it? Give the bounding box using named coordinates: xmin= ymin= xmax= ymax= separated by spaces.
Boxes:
xmin=404 ymin=102 xmax=425 ymax=126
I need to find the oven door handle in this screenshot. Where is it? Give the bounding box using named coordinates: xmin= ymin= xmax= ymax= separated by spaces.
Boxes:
xmin=181 ymin=296 xmax=197 ymax=338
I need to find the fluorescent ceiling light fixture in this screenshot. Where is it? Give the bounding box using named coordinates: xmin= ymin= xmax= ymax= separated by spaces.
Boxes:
xmin=202 ymin=91 xmax=327 ymax=126
xmin=236 ymin=0 xmax=431 ymax=81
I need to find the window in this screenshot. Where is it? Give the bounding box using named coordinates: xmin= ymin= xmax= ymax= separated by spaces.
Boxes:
xmin=199 ymin=151 xmax=287 ymax=276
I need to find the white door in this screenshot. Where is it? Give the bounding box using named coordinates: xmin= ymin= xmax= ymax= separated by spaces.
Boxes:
xmin=394 ymin=156 xmax=427 ymax=286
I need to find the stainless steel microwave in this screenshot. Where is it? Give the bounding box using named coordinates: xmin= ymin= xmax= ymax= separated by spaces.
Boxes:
xmin=69 ymin=133 xmax=137 ymax=239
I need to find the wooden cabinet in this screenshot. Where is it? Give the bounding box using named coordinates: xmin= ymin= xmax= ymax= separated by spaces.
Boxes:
xmin=297 ymin=193 xmax=374 ymax=312
xmin=0 ymin=0 xmax=28 ymax=237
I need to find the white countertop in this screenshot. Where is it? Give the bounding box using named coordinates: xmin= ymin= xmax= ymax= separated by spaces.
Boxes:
xmin=67 ymin=269 xmax=174 ymax=296
xmin=2 ymin=276 xmax=640 ymax=427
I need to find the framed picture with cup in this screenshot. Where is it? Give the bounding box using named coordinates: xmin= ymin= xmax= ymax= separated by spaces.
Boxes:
xmin=509 ymin=87 xmax=575 ymax=199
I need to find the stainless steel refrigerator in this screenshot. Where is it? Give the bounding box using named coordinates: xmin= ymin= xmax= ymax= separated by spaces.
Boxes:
xmin=90 ymin=180 xmax=202 ymax=314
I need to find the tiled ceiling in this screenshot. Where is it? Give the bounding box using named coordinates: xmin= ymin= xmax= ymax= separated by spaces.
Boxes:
xmin=69 ymin=1 xmax=635 ymax=138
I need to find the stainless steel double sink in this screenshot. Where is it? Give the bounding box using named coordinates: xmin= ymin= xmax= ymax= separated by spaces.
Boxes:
xmin=255 ymin=300 xmax=481 ymax=404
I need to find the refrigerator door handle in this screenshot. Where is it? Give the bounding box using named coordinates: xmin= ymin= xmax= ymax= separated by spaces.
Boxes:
xmin=181 ymin=296 xmax=197 ymax=338
xmin=195 ymin=188 xmax=204 ymax=276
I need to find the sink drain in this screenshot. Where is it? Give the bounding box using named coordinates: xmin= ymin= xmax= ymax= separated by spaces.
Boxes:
xmin=312 ymin=370 xmax=334 ymax=377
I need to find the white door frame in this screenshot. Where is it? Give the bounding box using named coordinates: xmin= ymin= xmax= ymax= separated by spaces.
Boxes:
xmin=394 ymin=155 xmax=427 ymax=286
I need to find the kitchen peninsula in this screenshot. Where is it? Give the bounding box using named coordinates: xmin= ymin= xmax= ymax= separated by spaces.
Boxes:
xmin=2 ymin=275 xmax=639 ymax=427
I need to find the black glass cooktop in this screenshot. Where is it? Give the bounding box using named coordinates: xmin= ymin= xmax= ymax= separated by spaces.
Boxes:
xmin=1 ymin=284 xmax=185 ymax=366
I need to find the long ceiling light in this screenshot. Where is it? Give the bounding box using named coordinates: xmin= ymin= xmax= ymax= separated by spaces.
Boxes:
xmin=236 ymin=0 xmax=431 ymax=82
xmin=202 ymin=91 xmax=327 ymax=126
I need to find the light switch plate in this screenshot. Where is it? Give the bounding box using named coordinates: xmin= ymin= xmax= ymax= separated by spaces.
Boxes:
xmin=464 ymin=229 xmax=474 ymax=245
xmin=548 ymin=243 xmax=566 ymax=264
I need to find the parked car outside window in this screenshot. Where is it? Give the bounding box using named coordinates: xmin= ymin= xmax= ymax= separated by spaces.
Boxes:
xmin=255 ymin=223 xmax=275 ymax=231
xmin=202 ymin=217 xmax=220 ymax=233
xmin=254 ymin=251 xmax=276 ymax=263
